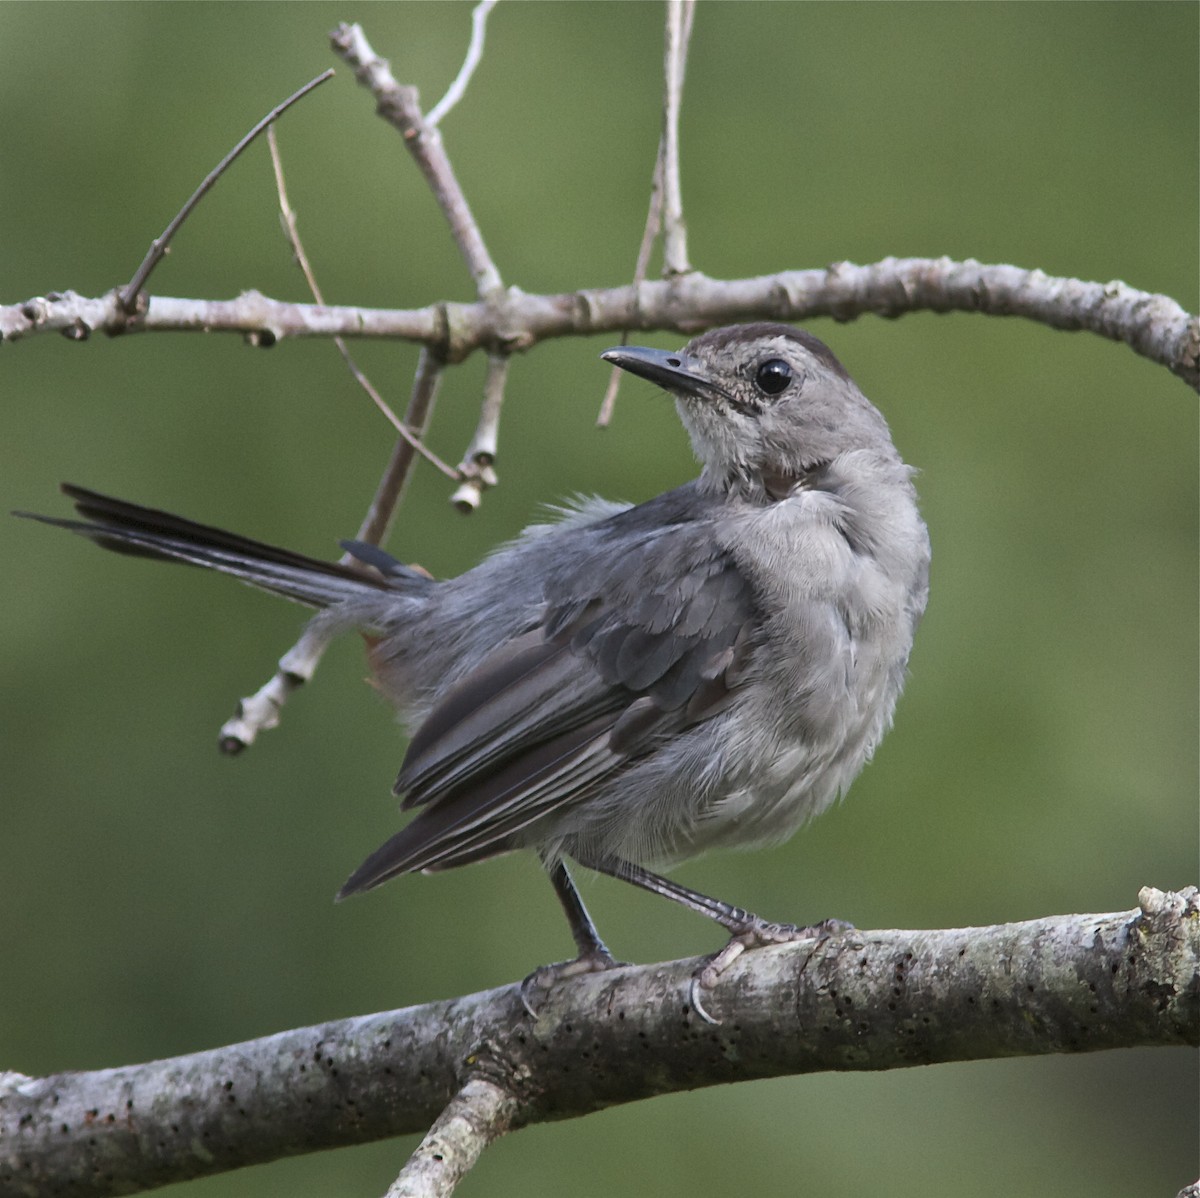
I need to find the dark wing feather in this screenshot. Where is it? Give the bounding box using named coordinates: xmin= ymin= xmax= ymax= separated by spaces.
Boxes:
xmin=339 ymin=515 xmax=760 ymax=896
xmin=396 ymin=630 xmax=623 ymax=808
xmin=339 ymin=715 xmax=617 ymax=890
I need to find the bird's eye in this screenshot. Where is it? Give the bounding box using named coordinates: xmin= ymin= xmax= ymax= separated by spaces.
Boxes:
xmin=754 ymin=358 xmax=792 ymax=396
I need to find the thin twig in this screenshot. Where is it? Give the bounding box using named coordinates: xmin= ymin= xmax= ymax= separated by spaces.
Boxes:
xmin=331 ymin=22 xmax=504 ymax=299
xmin=384 ymin=1078 xmax=519 ymax=1198
xmin=660 ymin=0 xmax=695 ymax=277
xmin=596 ymin=139 xmax=667 ymax=426
xmin=450 ymin=352 xmax=507 ymax=511
xmin=266 ymin=126 xmax=457 ymax=481
xmin=426 ymin=0 xmax=500 ymax=128
xmin=355 ymin=349 xmax=446 ymax=546
xmin=118 ymin=70 xmax=334 ymax=313
xmin=217 ymin=621 xmax=337 ymax=755
xmin=462 ymin=352 xmax=507 ymax=467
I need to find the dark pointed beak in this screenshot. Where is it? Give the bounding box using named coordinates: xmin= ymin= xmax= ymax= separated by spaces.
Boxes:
xmin=601 ymin=345 xmax=727 ymax=401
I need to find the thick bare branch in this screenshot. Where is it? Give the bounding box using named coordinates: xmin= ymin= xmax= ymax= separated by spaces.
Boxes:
xmin=1 ymin=288 xmax=441 ymax=346
xmin=3 ymin=889 xmax=1195 ymax=1198
xmin=5 ymin=261 xmax=1196 ymax=387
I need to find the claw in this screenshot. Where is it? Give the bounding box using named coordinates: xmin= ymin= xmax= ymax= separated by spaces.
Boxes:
xmin=519 ymin=948 xmax=625 ymax=1018
xmin=689 ymin=975 xmax=721 ymax=1025
xmin=687 ymin=915 xmax=854 ymax=1025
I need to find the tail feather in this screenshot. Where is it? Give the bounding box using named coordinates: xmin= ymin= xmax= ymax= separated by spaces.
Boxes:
xmin=16 ymin=483 xmax=406 ymax=610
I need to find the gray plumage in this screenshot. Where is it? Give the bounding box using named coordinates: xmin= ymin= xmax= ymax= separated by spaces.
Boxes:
xmin=20 ymin=323 xmax=929 ymax=983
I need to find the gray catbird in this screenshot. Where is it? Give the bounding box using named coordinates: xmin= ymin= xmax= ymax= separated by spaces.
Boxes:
xmin=21 ymin=323 xmax=929 ymax=1005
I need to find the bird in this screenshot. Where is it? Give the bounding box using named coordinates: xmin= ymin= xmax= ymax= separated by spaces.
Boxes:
xmin=18 ymin=323 xmax=929 ymax=1015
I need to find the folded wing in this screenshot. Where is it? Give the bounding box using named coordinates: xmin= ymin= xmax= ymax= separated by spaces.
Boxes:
xmin=338 ymin=520 xmax=758 ymax=894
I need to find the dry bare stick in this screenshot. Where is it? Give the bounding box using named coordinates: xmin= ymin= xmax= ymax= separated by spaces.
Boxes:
xmin=425 ymin=0 xmax=500 ymax=129
xmin=450 ymin=352 xmax=507 ymax=512
xmin=660 ymin=0 xmax=695 ymax=278
xmin=217 ymin=130 xmax=457 ymax=755
xmin=216 ymin=355 xmax=445 ymax=753
xmin=118 ymin=71 xmax=334 ymax=314
xmin=354 ymin=350 xmax=448 ymax=546
xmin=597 ymin=0 xmax=695 ymax=427
xmin=594 ymin=162 xmax=663 ymax=426
xmin=217 ymin=350 xmax=445 ymax=754
xmin=383 ymin=1078 xmax=519 ymax=1198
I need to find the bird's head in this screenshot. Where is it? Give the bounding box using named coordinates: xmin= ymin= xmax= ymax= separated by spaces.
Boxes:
xmin=603 ymin=323 xmax=902 ymax=501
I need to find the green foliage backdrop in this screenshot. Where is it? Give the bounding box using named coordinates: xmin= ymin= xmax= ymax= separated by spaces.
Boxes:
xmin=1 ymin=3 xmax=1195 ymax=1196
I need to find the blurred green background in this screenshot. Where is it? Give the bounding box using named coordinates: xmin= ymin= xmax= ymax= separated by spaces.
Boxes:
xmin=1 ymin=3 xmax=1196 ymax=1196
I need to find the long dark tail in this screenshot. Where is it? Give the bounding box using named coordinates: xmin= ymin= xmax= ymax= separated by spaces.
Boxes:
xmin=15 ymin=483 xmax=421 ymax=609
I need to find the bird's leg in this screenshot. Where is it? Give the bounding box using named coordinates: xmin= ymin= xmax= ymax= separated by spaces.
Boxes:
xmin=548 ymin=858 xmax=621 ymax=965
xmin=582 ymin=855 xmax=851 ymax=1024
xmin=519 ymin=860 xmax=624 ymax=1016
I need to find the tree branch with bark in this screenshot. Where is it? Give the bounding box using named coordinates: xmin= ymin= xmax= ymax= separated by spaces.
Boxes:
xmin=5 ymin=262 xmax=1196 ymax=387
xmin=2 ymin=889 xmax=1195 ymax=1198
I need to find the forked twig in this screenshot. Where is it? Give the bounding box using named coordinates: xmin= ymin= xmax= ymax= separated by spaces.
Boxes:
xmin=215 ymin=129 xmax=459 ymax=755
xmin=119 ymin=70 xmax=334 ymax=313
xmin=331 ymin=22 xmax=503 ymax=299
xmin=332 ymin=19 xmax=515 ymax=513
xmin=226 ymin=20 xmax=511 ymax=753
xmin=223 ymin=18 xmax=517 ymax=753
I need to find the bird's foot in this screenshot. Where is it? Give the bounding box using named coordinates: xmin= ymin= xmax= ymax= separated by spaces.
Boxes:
xmin=519 ymin=947 xmax=627 ymax=1018
xmin=690 ymin=916 xmax=853 ymax=1025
